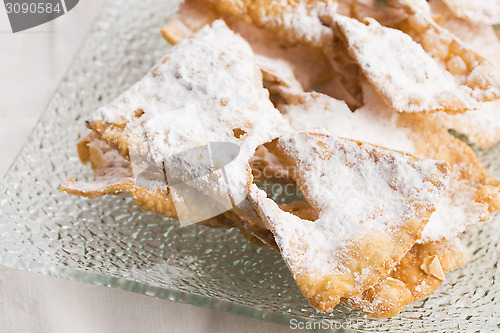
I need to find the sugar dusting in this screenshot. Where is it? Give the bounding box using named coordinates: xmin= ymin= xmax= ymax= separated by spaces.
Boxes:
xmin=430 ymin=102 xmax=500 ymax=149
xmin=252 ymin=131 xmax=448 ymax=277
xmin=425 ymin=6 xmax=500 ymax=148
xmin=280 ymin=91 xmax=416 ymax=153
xmin=334 ymin=14 xmax=477 ymax=112
xmin=89 ymin=21 xmax=291 ymax=209
xmin=442 ymin=0 xmax=500 ymax=24
xmin=278 ymin=83 xmax=494 ymax=243
xmin=256 ymin=0 xmax=337 ymax=47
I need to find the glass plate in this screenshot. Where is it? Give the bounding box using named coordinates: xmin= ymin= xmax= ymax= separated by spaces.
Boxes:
xmin=0 ymin=1 xmax=499 ymax=332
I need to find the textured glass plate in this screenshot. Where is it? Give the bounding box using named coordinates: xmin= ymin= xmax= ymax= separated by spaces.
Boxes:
xmin=0 ymin=1 xmax=499 ymax=332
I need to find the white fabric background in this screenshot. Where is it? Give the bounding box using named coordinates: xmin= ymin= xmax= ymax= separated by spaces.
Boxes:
xmin=0 ymin=2 xmax=300 ymax=332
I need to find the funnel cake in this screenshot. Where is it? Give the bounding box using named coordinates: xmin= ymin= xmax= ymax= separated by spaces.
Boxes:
xmin=248 ymin=131 xmax=449 ymax=311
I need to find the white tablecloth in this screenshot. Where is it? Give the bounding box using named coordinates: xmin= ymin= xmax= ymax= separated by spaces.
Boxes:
xmin=0 ymin=3 xmax=298 ymax=332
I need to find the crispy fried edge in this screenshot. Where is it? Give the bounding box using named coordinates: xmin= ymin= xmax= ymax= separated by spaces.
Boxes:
xmin=343 ymin=237 xmax=469 ymax=318
xmin=248 ymin=132 xmax=449 ymax=312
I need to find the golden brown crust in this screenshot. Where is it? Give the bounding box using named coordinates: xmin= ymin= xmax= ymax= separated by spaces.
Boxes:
xmin=399 ymin=113 xmax=500 ymax=221
xmin=250 ymin=131 xmax=450 ymax=312
xmin=343 ymin=237 xmax=469 ymax=318
xmin=204 ymin=0 xmax=336 ymax=47
xmin=161 ymin=0 xmax=336 ymax=91
xmin=63 ymin=134 xmax=234 ymax=229
xmin=161 ymin=0 xmax=219 ymax=45
xmin=396 ymin=0 xmax=500 ymax=104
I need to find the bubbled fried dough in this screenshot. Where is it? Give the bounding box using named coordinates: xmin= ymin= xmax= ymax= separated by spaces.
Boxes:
xmin=330 ymin=14 xmax=487 ymax=113
xmin=64 ymin=134 xmax=310 ymax=238
xmin=441 ymin=0 xmax=500 ymax=25
xmin=61 ymin=133 xmax=176 ymax=219
xmin=204 ymin=0 xmax=337 ymax=48
xmin=269 ymin=84 xmax=499 ymax=316
xmin=396 ymin=0 xmax=500 ymax=104
xmin=344 ymin=237 xmax=469 ymax=318
xmin=249 ymin=131 xmax=450 ymax=312
xmin=85 ymin=22 xmax=292 ymax=222
xmin=61 ymin=134 xmax=236 ymax=228
xmin=161 ymin=0 xmax=335 ymax=91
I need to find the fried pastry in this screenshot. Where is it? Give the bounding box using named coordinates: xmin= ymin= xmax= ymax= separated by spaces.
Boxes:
xmin=345 ymin=0 xmax=408 ymax=27
xmin=330 ymin=13 xmax=496 ymax=113
xmin=344 ymin=237 xmax=469 ymax=318
xmin=84 ymin=21 xmax=291 ymax=223
xmin=273 ymin=83 xmax=499 ymax=315
xmin=250 ymin=145 xmax=291 ymax=182
xmin=61 ymin=0 xmax=500 ymax=318
xmin=424 ymin=0 xmax=500 ymax=148
xmin=248 ymin=131 xmax=449 ymax=311
xmin=395 ymin=0 xmax=500 ymax=103
xmin=161 ymin=0 xmax=334 ymax=91
xmin=204 ymin=0 xmax=337 ymax=48
xmin=429 ymin=106 xmax=500 ymax=149
xmin=440 ymin=0 xmax=500 ymax=25
xmin=278 ymin=83 xmax=500 ymax=243
xmin=161 ymin=0 xmax=219 ymax=45
xmin=62 ymin=134 xmax=235 ymax=228
xmin=63 ymin=134 xmax=299 ymax=237
xmin=62 ymin=133 xmax=176 ymax=218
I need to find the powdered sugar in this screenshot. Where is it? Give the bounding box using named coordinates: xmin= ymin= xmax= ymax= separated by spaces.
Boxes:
xmin=257 ymin=0 xmax=337 ymax=47
xmin=425 ymin=5 xmax=500 ymax=148
xmin=430 ymin=102 xmax=500 ymax=148
xmin=89 ymin=21 xmax=292 ymax=215
xmin=421 ymin=172 xmax=491 ymax=242
xmin=277 ymin=83 xmax=496 ymax=243
xmin=442 ymin=0 xmax=500 ymax=24
xmin=334 ymin=14 xmax=477 ymax=112
xmin=280 ymin=91 xmax=416 ymax=153
xmin=251 ymin=131 xmax=448 ymax=277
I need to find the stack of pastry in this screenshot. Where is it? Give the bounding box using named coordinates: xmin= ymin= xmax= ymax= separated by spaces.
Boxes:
xmin=61 ymin=0 xmax=500 ymax=318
